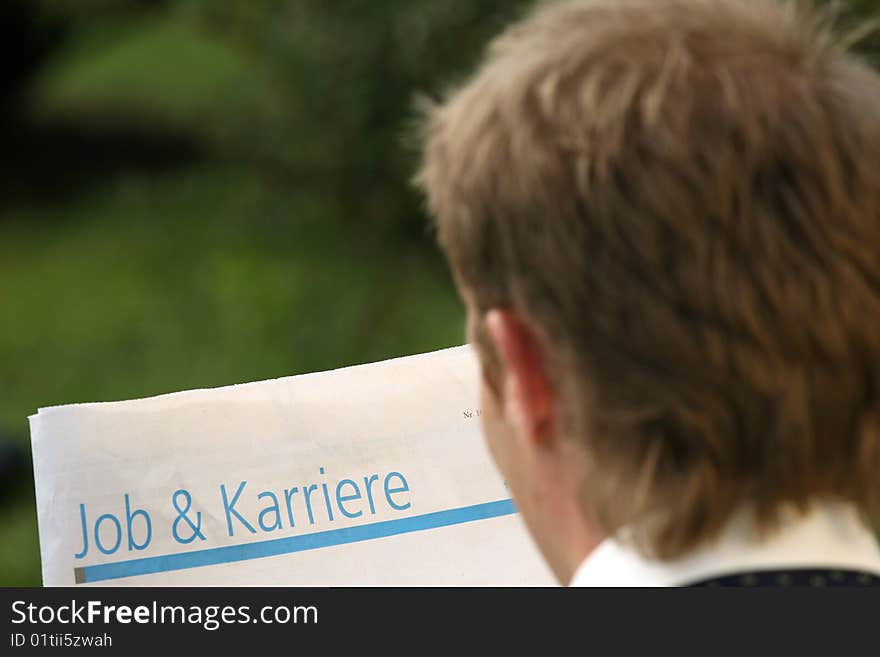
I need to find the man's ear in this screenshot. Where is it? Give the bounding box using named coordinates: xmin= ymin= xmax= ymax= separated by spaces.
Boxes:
xmin=483 ymin=309 xmax=555 ymax=445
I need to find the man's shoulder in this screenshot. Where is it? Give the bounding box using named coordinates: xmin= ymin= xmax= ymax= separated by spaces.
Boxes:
xmin=570 ymin=501 xmax=880 ymax=587
xmin=686 ymin=568 xmax=880 ymax=588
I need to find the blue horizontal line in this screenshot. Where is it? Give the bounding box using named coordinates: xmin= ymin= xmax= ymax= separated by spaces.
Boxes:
xmin=76 ymin=498 xmax=517 ymax=583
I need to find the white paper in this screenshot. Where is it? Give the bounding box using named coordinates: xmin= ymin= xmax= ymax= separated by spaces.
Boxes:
xmin=29 ymin=345 xmax=554 ymax=586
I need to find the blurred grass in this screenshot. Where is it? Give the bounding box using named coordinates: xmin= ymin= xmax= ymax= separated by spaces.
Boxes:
xmin=0 ymin=492 xmax=41 ymax=586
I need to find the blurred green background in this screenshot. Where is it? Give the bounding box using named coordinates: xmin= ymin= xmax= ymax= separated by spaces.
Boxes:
xmin=1 ymin=0 xmax=877 ymax=586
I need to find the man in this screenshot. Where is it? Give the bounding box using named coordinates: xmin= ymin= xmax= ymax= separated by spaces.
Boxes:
xmin=416 ymin=0 xmax=880 ymax=586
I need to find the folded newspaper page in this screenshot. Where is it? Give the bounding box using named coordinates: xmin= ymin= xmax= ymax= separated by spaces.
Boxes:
xmin=29 ymin=346 xmax=554 ymax=586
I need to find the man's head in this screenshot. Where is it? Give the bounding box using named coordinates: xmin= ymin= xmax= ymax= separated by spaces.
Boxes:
xmin=416 ymin=0 xmax=880 ymax=583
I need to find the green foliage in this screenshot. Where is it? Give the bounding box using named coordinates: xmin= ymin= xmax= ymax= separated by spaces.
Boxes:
xmin=184 ymin=0 xmax=534 ymax=236
xmin=30 ymin=16 xmax=273 ymax=130
xmin=28 ymin=1 xmax=535 ymax=236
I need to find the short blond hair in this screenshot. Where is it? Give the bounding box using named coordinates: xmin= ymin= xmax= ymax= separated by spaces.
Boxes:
xmin=416 ymin=0 xmax=880 ymax=558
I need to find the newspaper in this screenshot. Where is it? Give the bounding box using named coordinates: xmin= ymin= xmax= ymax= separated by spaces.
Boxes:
xmin=29 ymin=346 xmax=553 ymax=586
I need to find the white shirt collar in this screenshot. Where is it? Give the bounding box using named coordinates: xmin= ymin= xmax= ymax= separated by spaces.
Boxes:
xmin=570 ymin=499 xmax=880 ymax=586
